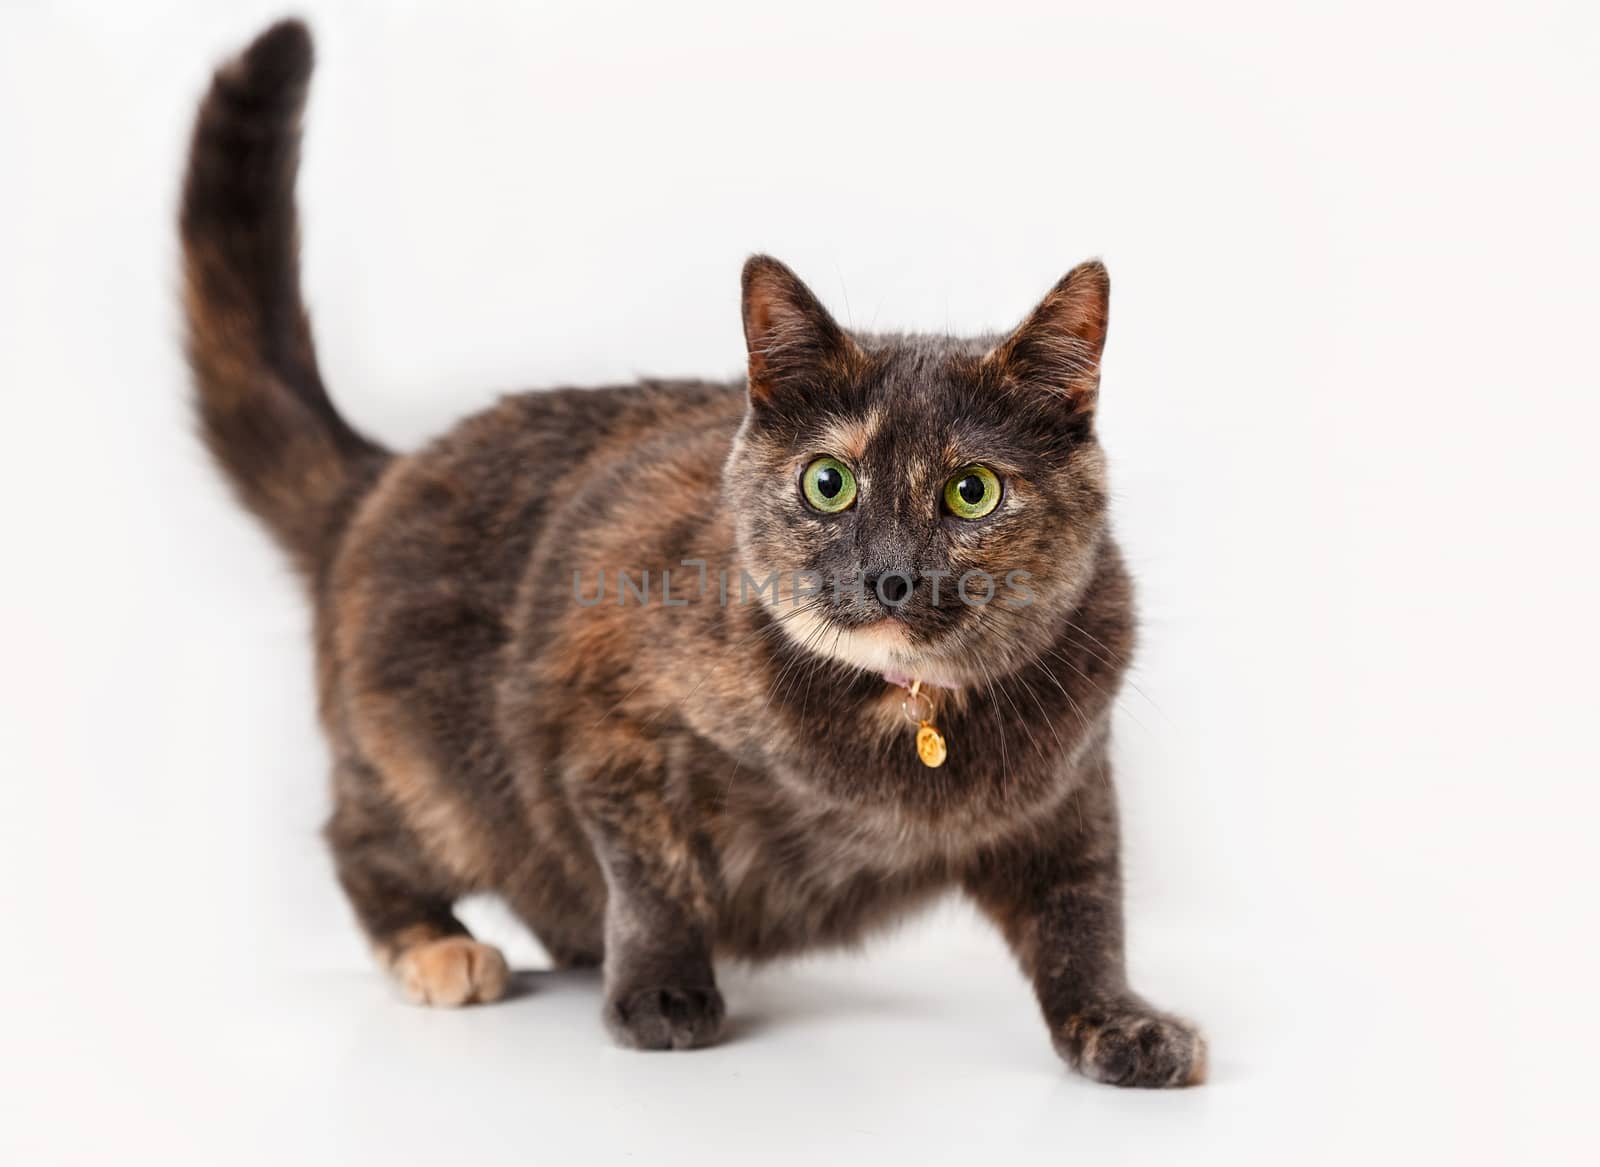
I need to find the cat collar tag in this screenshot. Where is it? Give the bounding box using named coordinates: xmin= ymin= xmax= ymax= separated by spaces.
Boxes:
xmin=900 ymin=679 xmax=947 ymax=768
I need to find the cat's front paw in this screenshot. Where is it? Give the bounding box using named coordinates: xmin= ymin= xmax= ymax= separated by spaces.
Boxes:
xmin=392 ymin=937 xmax=509 ymax=1007
xmin=1054 ymin=1002 xmax=1207 ymax=1088
xmin=604 ymin=983 xmax=726 ymax=1051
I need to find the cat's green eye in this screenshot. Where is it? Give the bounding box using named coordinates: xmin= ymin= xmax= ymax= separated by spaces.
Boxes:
xmin=943 ymin=465 xmax=1002 ymax=519
xmin=801 ymin=456 xmax=858 ymax=513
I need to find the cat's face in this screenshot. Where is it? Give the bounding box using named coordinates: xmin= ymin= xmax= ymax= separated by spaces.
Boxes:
xmin=725 ymin=257 xmax=1112 ymax=688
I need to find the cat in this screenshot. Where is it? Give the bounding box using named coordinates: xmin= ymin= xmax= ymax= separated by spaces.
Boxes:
xmin=181 ymin=19 xmax=1206 ymax=1088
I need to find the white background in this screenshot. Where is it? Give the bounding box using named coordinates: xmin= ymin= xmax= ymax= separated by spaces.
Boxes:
xmin=2 ymin=1 xmax=1596 ymax=1163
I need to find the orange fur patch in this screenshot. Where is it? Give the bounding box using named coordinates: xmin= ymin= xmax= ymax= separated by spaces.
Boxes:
xmin=392 ymin=937 xmax=509 ymax=1007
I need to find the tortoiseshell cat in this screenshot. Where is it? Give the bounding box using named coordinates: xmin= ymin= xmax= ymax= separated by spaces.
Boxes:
xmin=182 ymin=20 xmax=1205 ymax=1087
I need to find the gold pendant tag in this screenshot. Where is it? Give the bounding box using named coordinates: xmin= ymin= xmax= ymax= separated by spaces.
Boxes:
xmin=901 ymin=679 xmax=947 ymax=768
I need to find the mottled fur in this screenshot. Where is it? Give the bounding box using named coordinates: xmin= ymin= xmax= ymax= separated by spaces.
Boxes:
xmin=181 ymin=20 xmax=1205 ymax=1085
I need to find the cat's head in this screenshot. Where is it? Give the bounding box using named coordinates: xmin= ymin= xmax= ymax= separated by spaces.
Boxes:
xmin=724 ymin=256 xmax=1113 ymax=688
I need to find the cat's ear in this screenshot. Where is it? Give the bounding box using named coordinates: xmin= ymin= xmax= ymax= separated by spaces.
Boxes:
xmin=984 ymin=260 xmax=1110 ymax=415
xmin=741 ymin=255 xmax=859 ymax=405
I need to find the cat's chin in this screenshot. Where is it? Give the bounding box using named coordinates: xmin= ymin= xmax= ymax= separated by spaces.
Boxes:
xmin=776 ymin=608 xmax=968 ymax=690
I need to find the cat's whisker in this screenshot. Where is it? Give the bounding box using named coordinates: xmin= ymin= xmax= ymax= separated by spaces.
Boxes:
xmin=965 ymin=609 xmax=1058 ymax=774
xmin=950 ymin=604 xmax=1113 ymax=799
xmin=719 ymin=605 xmax=841 ymax=805
xmin=795 ymin=610 xmax=846 ymax=731
xmin=1030 ymin=657 xmax=1112 ymax=795
xmin=1038 ymin=644 xmax=1156 ymax=741
xmin=947 ymin=599 xmax=1148 ymax=740
xmin=971 ymin=653 xmax=1012 ymax=793
xmin=1056 ymin=617 xmax=1169 ymax=723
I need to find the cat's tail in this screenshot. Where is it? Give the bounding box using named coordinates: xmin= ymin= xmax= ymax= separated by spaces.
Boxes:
xmin=181 ymin=20 xmax=387 ymax=579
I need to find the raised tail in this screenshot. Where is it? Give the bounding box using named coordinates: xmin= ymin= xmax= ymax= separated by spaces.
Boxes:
xmin=181 ymin=20 xmax=386 ymax=579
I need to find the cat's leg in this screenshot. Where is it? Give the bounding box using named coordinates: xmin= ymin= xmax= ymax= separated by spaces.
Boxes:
xmin=963 ymin=776 xmax=1206 ymax=1088
xmin=565 ymin=741 xmax=724 ymax=1050
xmin=325 ymin=765 xmax=509 ymax=1007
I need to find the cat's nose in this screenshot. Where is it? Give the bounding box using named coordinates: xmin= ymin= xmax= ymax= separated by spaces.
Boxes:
xmin=864 ymin=570 xmax=913 ymax=609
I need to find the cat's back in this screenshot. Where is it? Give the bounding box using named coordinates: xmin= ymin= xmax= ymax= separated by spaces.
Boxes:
xmin=323 ymin=380 xmax=743 ymax=736
xmin=333 ymin=380 xmax=740 ymax=601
